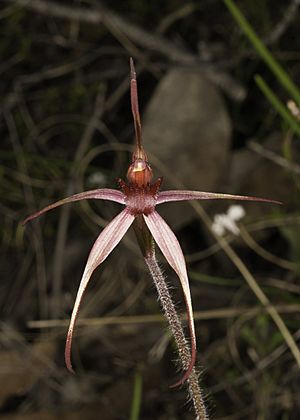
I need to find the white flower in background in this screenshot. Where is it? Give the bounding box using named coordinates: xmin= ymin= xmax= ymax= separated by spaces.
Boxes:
xmin=87 ymin=171 xmax=107 ymax=187
xmin=227 ymin=204 xmax=246 ymax=221
xmin=287 ymin=99 xmax=300 ymax=120
xmin=211 ymin=205 xmax=245 ymax=236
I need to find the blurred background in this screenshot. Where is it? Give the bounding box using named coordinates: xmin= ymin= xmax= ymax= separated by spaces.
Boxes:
xmin=1 ymin=0 xmax=300 ymax=419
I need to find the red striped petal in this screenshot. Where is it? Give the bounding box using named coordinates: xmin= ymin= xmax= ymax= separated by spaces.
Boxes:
xmin=65 ymin=208 xmax=134 ymax=373
xmin=23 ymin=189 xmax=125 ymax=224
xmin=156 ymin=190 xmax=281 ymax=205
xmin=143 ymin=211 xmax=196 ymax=385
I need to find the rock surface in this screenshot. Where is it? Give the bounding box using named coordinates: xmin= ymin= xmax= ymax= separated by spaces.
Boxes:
xmin=142 ymin=67 xmax=232 ymax=228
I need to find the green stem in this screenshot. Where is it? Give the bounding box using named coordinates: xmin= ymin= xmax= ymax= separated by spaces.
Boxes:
xmin=255 ymin=75 xmax=300 ymax=136
xmin=224 ymin=0 xmax=300 ymax=106
xmin=130 ymin=370 xmax=143 ymax=420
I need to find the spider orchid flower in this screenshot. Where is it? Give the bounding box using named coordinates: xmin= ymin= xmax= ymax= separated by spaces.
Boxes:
xmin=23 ymin=58 xmax=280 ymax=385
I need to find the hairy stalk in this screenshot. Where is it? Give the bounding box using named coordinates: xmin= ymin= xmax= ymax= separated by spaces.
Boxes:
xmin=144 ymin=250 xmax=208 ymax=420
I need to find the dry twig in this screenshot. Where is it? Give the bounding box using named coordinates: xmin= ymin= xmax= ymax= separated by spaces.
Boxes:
xmin=5 ymin=0 xmax=246 ymax=101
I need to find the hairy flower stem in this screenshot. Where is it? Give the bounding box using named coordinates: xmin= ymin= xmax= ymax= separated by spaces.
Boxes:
xmin=144 ymin=251 xmax=208 ymax=420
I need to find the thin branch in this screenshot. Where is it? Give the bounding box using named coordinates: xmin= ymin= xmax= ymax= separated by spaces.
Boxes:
xmin=194 ymin=205 xmax=300 ymax=370
xmin=211 ymin=329 xmax=300 ymax=394
xmin=248 ymin=140 xmax=300 ymax=175
xmin=51 ymin=87 xmax=105 ymax=317
xmin=265 ymin=0 xmax=300 ymax=44
xmin=6 ymin=0 xmax=246 ymax=101
xmin=27 ymin=304 xmax=300 ymax=329
xmin=5 ymin=111 xmax=48 ymax=320
xmin=240 ymin=225 xmax=297 ymax=271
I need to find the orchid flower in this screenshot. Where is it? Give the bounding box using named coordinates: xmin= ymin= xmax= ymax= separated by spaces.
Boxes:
xmin=23 ymin=58 xmax=280 ymax=385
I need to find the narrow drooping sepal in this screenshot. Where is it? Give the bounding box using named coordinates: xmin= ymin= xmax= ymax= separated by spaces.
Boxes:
xmin=65 ymin=208 xmax=135 ymax=373
xmin=156 ymin=190 xmax=282 ymax=205
xmin=23 ymin=189 xmax=126 ymax=224
xmin=143 ymin=211 xmax=196 ymax=386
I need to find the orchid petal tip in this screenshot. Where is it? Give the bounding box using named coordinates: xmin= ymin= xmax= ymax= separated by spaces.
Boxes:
xmin=130 ymin=57 xmax=136 ymax=80
xmin=22 ymin=215 xmax=33 ymax=225
xmin=169 ymin=369 xmax=191 ymax=389
xmin=68 ymin=366 xmax=76 ymax=375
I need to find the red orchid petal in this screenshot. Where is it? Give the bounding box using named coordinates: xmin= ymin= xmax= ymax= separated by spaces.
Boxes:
xmin=23 ymin=189 xmax=125 ymax=224
xmin=65 ymin=208 xmax=134 ymax=373
xmin=143 ymin=211 xmax=196 ymax=386
xmin=156 ymin=190 xmax=281 ymax=205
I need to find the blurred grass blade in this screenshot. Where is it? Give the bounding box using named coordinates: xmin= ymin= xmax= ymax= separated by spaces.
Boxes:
xmin=255 ymin=75 xmax=300 ymax=136
xmin=190 ymin=270 xmax=241 ymax=286
xmin=224 ymin=0 xmax=300 ymax=106
xmin=130 ymin=370 xmax=143 ymax=420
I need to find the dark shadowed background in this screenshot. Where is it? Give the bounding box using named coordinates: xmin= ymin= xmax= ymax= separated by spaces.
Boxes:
xmin=1 ymin=0 xmax=300 ymax=419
